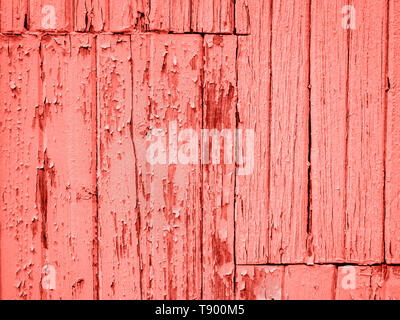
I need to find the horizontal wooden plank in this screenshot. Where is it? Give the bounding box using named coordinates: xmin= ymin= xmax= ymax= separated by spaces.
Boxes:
xmin=236 ymin=266 xmax=283 ymax=300
xmin=284 ymin=265 xmax=336 ymax=300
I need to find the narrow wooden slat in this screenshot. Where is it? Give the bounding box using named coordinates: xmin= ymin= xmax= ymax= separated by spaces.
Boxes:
xmin=74 ymin=0 xmax=108 ymax=32
xmin=345 ymin=0 xmax=387 ymax=264
xmin=386 ymin=0 xmax=400 ymax=264
xmin=235 ymin=0 xmax=271 ymax=264
xmin=0 ymin=35 xmax=42 ymax=300
xmin=96 ymin=34 xmax=141 ymax=299
xmin=202 ymin=35 xmax=236 ymax=300
xmin=268 ymin=0 xmax=309 ymax=263
xmin=310 ymin=0 xmax=348 ymax=263
xmin=235 ymin=266 xmax=283 ymax=300
xmin=0 ymin=0 xmax=28 ymax=33
xmin=29 ymin=0 xmax=73 ymax=32
xmin=284 ymin=265 xmax=336 ymax=300
xmin=235 ymin=0 xmax=251 ymax=35
xmin=149 ymin=0 xmax=190 ymax=32
xmin=39 ymin=34 xmax=96 ymax=300
xmin=131 ymin=34 xmax=202 ymax=299
xmin=191 ymin=0 xmax=234 ymax=34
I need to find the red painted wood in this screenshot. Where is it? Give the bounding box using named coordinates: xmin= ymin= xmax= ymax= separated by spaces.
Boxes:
xmin=191 ymin=0 xmax=234 ymax=34
xmin=131 ymin=34 xmax=203 ymax=299
xmin=284 ymin=265 xmax=336 ymax=300
xmin=1 ymin=0 xmax=399 ymax=301
xmin=149 ymin=0 xmax=190 ymax=32
xmin=0 ymin=0 xmax=28 ymax=33
xmin=39 ymin=34 xmax=97 ymax=299
xmin=310 ymin=0 xmax=348 ymax=263
xmin=345 ymin=0 xmax=386 ymax=264
xmin=336 ymin=266 xmax=383 ymax=300
xmin=386 ymin=0 xmax=400 ymax=264
xmin=0 ymin=35 xmax=42 ymax=300
xmin=74 ymin=0 xmax=108 ymax=32
xmin=235 ymin=0 xmax=271 ymax=264
xmin=202 ymin=35 xmax=236 ymax=300
xmin=96 ymin=34 xmax=141 ymax=299
xmin=268 ymin=0 xmax=309 ymax=264
xmin=236 ymin=266 xmax=283 ymax=300
xmin=29 ymin=0 xmax=73 ymax=32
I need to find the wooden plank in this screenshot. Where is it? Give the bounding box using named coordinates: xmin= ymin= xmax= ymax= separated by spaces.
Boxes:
xmin=345 ymin=0 xmax=386 ymax=264
xmin=202 ymin=35 xmax=237 ymax=300
xmin=74 ymin=0 xmax=108 ymax=32
xmin=310 ymin=0 xmax=348 ymax=263
xmin=381 ymin=266 xmax=400 ymax=300
xmin=191 ymin=0 xmax=234 ymax=34
xmin=235 ymin=0 xmax=251 ymax=35
xmin=235 ymin=0 xmax=271 ymax=264
xmin=386 ymin=0 xmax=400 ymax=264
xmin=131 ymin=34 xmax=203 ymax=299
xmin=0 ymin=35 xmax=42 ymax=300
xmin=96 ymin=34 xmax=141 ymax=299
xmin=29 ymin=0 xmax=73 ymax=32
xmin=268 ymin=0 xmax=309 ymax=264
xmin=39 ymin=34 xmax=97 ymax=300
xmin=335 ymin=266 xmax=384 ymax=300
xmin=149 ymin=0 xmax=190 ymax=32
xmin=235 ymin=266 xmax=283 ymax=300
xmin=0 ymin=0 xmax=28 ymax=33
xmin=109 ymin=0 xmax=149 ymax=32
xmin=284 ymin=265 xmax=336 ymax=300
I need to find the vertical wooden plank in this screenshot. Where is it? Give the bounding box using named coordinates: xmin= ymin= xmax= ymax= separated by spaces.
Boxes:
xmin=386 ymin=0 xmax=400 ymax=264
xmin=131 ymin=34 xmax=203 ymax=299
xmin=235 ymin=0 xmax=271 ymax=264
xmin=284 ymin=265 xmax=336 ymax=300
xmin=345 ymin=0 xmax=386 ymax=264
xmin=109 ymin=0 xmax=148 ymax=32
xmin=235 ymin=0 xmax=251 ymax=35
xmin=202 ymin=35 xmax=236 ymax=300
xmin=191 ymin=0 xmax=234 ymax=34
xmin=29 ymin=0 xmax=73 ymax=32
xmin=74 ymin=0 xmax=108 ymax=32
xmin=0 ymin=35 xmax=42 ymax=300
xmin=149 ymin=0 xmax=190 ymax=32
xmin=40 ymin=34 xmax=96 ymax=300
xmin=97 ymin=34 xmax=141 ymax=299
xmin=236 ymin=266 xmax=283 ymax=300
xmin=269 ymin=0 xmax=309 ymax=264
xmin=310 ymin=0 xmax=348 ymax=263
xmin=0 ymin=0 xmax=28 ymax=33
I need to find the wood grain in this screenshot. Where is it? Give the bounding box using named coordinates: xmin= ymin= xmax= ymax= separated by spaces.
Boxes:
xmin=345 ymin=0 xmax=386 ymax=264
xmin=0 ymin=35 xmax=42 ymax=300
xmin=202 ymin=35 xmax=237 ymax=299
xmin=39 ymin=34 xmax=97 ymax=299
xmin=0 ymin=0 xmax=28 ymax=33
xmin=131 ymin=33 xmax=203 ymax=299
xmin=235 ymin=0 xmax=271 ymax=264
xmin=386 ymin=0 xmax=400 ymax=264
xmin=310 ymin=0 xmax=348 ymax=263
xmin=96 ymin=34 xmax=141 ymax=299
xmin=268 ymin=0 xmax=310 ymax=264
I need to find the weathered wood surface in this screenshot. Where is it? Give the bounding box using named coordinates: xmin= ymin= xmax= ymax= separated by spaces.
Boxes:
xmin=1 ymin=0 xmax=400 ymax=301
